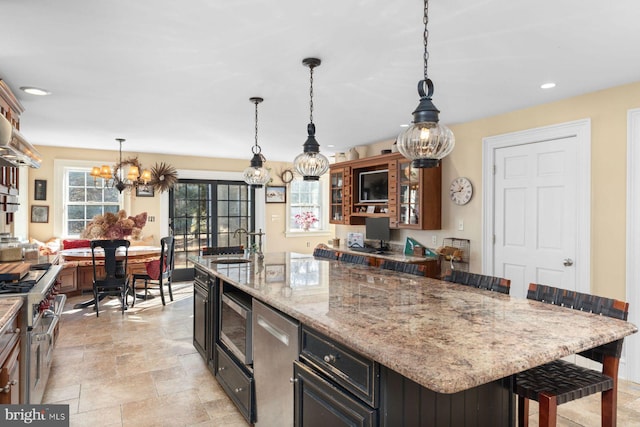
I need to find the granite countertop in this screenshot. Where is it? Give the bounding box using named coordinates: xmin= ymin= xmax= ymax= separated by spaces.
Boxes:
xmin=192 ymin=252 xmax=638 ymax=394
xmin=0 ymin=298 xmax=23 ymax=334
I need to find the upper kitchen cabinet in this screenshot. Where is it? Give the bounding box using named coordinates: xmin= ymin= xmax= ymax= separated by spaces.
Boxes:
xmin=329 ymin=152 xmax=441 ymax=230
xmin=396 ymin=158 xmax=441 ymax=230
xmin=0 ymin=80 xmax=24 ymax=130
xmin=329 ymin=167 xmax=351 ymax=225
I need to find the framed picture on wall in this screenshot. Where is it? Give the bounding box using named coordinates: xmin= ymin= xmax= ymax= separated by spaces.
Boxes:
xmin=265 ymin=186 xmax=286 ymax=203
xmin=136 ymin=186 xmax=155 ymax=197
xmin=34 ymin=179 xmax=47 ymax=201
xmin=31 ymin=205 xmax=49 ymax=223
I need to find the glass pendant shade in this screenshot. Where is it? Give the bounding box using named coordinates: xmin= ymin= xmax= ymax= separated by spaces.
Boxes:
xmin=396 ymin=119 xmax=455 ymax=168
xmin=294 ymin=123 xmax=329 ymax=180
xmin=293 ymin=152 xmax=329 ymax=181
xmin=243 ymin=154 xmax=270 ymax=188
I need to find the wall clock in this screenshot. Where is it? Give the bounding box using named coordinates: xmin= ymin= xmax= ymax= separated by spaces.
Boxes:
xmin=450 ymin=177 xmax=473 ymax=205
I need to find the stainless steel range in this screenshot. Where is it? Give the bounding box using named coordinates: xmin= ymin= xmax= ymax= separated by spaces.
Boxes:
xmin=0 ymin=264 xmax=65 ymax=404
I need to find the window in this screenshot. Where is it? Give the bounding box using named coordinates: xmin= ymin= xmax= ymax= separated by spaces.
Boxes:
xmin=170 ymin=179 xmax=254 ymax=272
xmin=64 ymin=168 xmax=121 ymax=236
xmin=287 ymin=177 xmax=329 ymax=234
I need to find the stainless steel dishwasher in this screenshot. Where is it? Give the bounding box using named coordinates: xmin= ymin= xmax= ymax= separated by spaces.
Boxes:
xmin=253 ymin=299 xmax=300 ymax=427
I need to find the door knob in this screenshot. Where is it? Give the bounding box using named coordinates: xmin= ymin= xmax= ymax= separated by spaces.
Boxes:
xmin=563 ymin=258 xmax=574 ymax=267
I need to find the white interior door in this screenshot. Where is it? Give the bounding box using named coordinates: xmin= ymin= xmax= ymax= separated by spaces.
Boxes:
xmin=483 ymin=119 xmax=591 ymax=300
xmin=493 ymin=138 xmax=577 ymax=298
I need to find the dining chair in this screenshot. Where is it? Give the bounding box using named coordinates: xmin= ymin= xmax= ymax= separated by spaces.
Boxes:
xmin=131 ymin=236 xmax=175 ymax=306
xmin=379 ymin=259 xmax=425 ymax=276
xmin=90 ymin=239 xmax=130 ymax=317
xmin=201 ymin=246 xmax=244 ymax=255
xmin=443 ymin=269 xmax=511 ymax=294
xmin=514 ymin=283 xmax=630 ymax=427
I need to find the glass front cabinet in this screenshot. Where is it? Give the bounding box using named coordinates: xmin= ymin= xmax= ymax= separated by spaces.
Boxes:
xmin=395 ymin=160 xmax=441 ymax=230
xmin=329 ymin=167 xmax=350 ymax=224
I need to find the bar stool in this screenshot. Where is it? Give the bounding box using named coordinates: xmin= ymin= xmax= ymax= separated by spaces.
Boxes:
xmin=514 ymin=283 xmax=630 ymax=427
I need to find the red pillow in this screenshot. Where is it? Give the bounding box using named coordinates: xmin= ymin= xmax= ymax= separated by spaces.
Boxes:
xmin=144 ymin=257 xmax=166 ymax=280
xmin=63 ymin=239 xmax=91 ymax=249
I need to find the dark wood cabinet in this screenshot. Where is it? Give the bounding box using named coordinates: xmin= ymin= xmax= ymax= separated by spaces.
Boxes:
xmin=294 ymin=361 xmax=377 ymax=427
xmin=193 ymin=267 xmax=209 ymax=359
xmin=295 ymin=327 xmax=379 ymax=427
xmin=329 ymin=152 xmax=441 ymax=229
xmin=215 ymin=343 xmax=255 ymax=423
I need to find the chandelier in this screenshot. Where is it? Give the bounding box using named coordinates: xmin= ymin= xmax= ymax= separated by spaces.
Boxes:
xmin=293 ymin=57 xmax=329 ymax=181
xmin=90 ymin=138 xmax=152 ymax=193
xmin=396 ymin=0 xmax=455 ymax=168
xmin=243 ymin=97 xmax=270 ymax=188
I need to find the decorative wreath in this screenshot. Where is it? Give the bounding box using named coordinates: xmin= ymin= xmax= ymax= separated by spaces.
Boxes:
xmin=150 ymin=162 xmax=178 ymax=193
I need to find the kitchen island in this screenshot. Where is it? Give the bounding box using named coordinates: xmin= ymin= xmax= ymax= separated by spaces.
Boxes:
xmin=192 ymin=252 xmax=637 ymax=426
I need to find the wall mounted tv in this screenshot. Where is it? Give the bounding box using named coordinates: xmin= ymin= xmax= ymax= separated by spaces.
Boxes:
xmin=359 ymin=169 xmax=389 ymax=203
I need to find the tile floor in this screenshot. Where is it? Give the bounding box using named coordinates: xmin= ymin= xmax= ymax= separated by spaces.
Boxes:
xmin=43 ymin=282 xmax=640 ymax=426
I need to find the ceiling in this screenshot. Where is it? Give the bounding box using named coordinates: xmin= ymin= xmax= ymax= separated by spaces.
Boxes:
xmin=2 ymin=0 xmax=639 ymax=163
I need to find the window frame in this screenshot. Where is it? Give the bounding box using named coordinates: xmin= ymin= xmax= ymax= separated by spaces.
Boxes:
xmin=53 ymin=159 xmax=125 ymax=238
xmin=285 ymin=175 xmax=330 ymax=237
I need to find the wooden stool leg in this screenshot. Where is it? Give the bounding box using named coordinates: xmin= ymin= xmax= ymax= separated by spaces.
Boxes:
xmin=538 ymin=393 xmax=557 ymax=427
xmin=131 ymin=277 xmax=137 ymax=307
xmin=602 ymin=355 xmax=619 ymax=427
xmin=518 ymin=395 xmax=529 ymax=427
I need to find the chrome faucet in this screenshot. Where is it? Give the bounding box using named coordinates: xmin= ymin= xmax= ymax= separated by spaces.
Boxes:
xmin=247 ymin=228 xmax=265 ymax=259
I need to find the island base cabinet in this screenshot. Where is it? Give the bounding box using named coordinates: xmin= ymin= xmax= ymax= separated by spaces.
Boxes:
xmin=193 ymin=278 xmax=208 ymax=359
xmin=380 ymin=366 xmax=514 ymax=427
xmin=294 ymin=361 xmax=377 ymax=427
xmin=215 ymin=344 xmax=255 ymax=424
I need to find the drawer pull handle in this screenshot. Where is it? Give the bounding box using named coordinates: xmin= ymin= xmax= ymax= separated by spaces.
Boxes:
xmin=218 ymin=366 xmax=226 ymax=372
xmin=2 ymin=380 xmax=17 ymax=393
xmin=323 ymin=354 xmax=336 ymax=363
xmin=234 ymin=387 xmax=243 ymax=393
xmin=289 ymin=378 xmax=298 ymax=383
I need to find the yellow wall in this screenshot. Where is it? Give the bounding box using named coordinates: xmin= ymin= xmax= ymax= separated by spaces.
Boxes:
xmin=26 ymin=80 xmax=640 ymax=298
xmin=25 ymin=146 xmax=328 ymax=254
xmin=345 ymin=80 xmax=640 ymax=300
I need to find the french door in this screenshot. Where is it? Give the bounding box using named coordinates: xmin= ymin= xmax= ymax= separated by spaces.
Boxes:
xmin=169 ymin=179 xmax=255 ymax=280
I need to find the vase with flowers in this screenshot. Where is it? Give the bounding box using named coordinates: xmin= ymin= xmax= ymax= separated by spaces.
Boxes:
xmin=294 ymin=211 xmax=318 ymax=231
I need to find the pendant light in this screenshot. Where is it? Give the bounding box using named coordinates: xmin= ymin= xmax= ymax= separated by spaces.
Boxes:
xmin=243 ymin=97 xmax=271 ymax=188
xmin=396 ymin=0 xmax=455 ymax=168
xmin=293 ymin=57 xmax=329 ymax=181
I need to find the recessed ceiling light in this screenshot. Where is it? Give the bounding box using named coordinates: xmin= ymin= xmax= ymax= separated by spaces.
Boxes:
xmin=540 ymin=82 xmax=556 ymax=90
xmin=400 ymin=124 xmax=410 ymax=128
xmin=327 ymin=144 xmax=335 ymax=148
xmin=20 ymin=86 xmax=51 ymax=96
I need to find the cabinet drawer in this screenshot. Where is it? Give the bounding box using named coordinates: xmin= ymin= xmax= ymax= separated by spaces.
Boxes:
xmin=215 ymin=344 xmax=254 ymax=423
xmin=300 ymin=327 xmax=379 ymax=407
xmin=294 ymin=361 xmax=377 ymax=427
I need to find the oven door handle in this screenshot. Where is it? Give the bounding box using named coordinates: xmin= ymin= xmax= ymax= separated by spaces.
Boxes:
xmin=222 ymin=294 xmax=248 ymax=317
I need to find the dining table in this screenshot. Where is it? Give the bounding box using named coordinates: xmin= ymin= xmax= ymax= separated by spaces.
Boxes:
xmin=58 ymin=245 xmax=161 ymax=309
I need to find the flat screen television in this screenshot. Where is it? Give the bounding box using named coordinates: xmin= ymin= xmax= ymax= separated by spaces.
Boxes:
xmin=359 ymin=170 xmax=388 ymax=203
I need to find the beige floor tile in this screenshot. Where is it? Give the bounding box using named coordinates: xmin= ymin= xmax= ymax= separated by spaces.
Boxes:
xmin=69 ymin=404 xmax=123 ymax=427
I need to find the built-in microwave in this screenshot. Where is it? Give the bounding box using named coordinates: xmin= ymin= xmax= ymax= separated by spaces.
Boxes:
xmin=220 ymin=290 xmax=253 ymax=365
